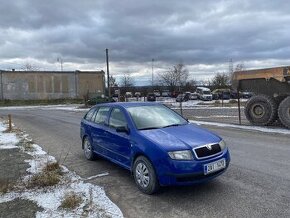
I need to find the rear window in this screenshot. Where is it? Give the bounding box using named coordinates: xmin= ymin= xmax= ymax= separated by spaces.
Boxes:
xmin=94 ymin=107 xmax=110 ymax=124
xmin=84 ymin=108 xmax=96 ymax=121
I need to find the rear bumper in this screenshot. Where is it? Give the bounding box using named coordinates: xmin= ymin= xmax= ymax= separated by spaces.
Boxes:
xmin=156 ymin=149 xmax=230 ymax=186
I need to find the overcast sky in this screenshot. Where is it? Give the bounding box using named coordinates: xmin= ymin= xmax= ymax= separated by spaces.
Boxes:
xmin=1 ymin=0 xmax=290 ymax=85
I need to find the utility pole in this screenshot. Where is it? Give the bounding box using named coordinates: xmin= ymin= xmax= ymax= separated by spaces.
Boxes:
xmin=152 ymin=58 xmax=154 ymax=87
xmin=57 ymin=57 xmax=63 ymax=71
xmin=106 ymin=48 xmax=111 ymax=98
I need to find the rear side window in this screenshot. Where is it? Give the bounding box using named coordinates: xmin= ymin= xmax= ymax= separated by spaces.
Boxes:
xmin=84 ymin=108 xmax=96 ymax=121
xmin=109 ymin=108 xmax=127 ymax=128
xmin=94 ymin=107 xmax=110 ymax=124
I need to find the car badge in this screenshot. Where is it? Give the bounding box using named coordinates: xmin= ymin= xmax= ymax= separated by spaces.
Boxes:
xmin=206 ymin=144 xmax=212 ymax=150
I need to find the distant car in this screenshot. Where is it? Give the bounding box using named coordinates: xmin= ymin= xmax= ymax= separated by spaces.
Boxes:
xmin=212 ymin=89 xmax=231 ymax=100
xmin=161 ymin=90 xmax=170 ymax=97
xmin=147 ymin=93 xmax=156 ymax=101
xmin=189 ymin=92 xmax=198 ymax=100
xmin=134 ymin=92 xmax=141 ymax=97
xmin=153 ymin=90 xmax=161 ymax=97
xmin=196 ymin=87 xmax=212 ymax=101
xmin=80 ymin=102 xmax=230 ymax=194
xmin=125 ymin=92 xmax=133 ymax=98
xmin=241 ymin=91 xmax=253 ymax=99
xmin=176 ymin=94 xmax=189 ymax=102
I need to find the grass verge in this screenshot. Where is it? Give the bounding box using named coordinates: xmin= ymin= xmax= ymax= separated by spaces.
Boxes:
xmin=60 ymin=192 xmax=83 ymax=209
xmin=28 ymin=162 xmax=62 ymax=188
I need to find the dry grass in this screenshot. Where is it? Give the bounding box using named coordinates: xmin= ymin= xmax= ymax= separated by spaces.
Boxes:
xmin=60 ymin=192 xmax=83 ymax=209
xmin=0 ymin=180 xmax=15 ymax=194
xmin=28 ymin=162 xmax=62 ymax=188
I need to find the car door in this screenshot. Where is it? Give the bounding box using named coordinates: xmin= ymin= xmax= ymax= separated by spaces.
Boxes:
xmin=105 ymin=107 xmax=131 ymax=169
xmin=81 ymin=107 xmax=97 ymax=142
xmin=90 ymin=106 xmax=111 ymax=156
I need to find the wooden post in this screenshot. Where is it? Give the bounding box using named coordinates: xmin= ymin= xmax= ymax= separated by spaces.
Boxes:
xmin=8 ymin=114 xmax=12 ymax=131
xmin=237 ymin=88 xmax=242 ymax=125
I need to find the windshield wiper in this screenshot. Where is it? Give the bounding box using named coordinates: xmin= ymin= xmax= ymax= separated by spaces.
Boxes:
xmin=138 ymin=127 xmax=161 ymax=130
xmin=162 ymin=124 xmax=183 ymax=128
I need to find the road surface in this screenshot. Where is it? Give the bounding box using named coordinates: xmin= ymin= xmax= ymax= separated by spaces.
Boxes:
xmin=1 ymin=108 xmax=289 ymax=218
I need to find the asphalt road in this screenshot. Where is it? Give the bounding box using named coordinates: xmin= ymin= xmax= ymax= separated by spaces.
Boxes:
xmin=1 ymin=108 xmax=290 ymax=218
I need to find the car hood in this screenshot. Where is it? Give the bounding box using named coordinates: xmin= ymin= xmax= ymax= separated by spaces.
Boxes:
xmin=139 ymin=123 xmax=221 ymax=151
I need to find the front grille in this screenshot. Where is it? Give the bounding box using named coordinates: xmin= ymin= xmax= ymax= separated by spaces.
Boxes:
xmin=194 ymin=143 xmax=221 ymax=159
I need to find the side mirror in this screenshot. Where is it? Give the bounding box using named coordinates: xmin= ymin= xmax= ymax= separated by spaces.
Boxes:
xmin=116 ymin=125 xmax=130 ymax=134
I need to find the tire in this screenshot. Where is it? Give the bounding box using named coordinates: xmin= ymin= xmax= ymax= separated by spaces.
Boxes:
xmin=244 ymin=95 xmax=277 ymax=126
xmin=133 ymin=156 xmax=159 ymax=194
xmin=83 ymin=137 xmax=96 ymax=160
xmin=278 ymin=96 xmax=290 ymax=129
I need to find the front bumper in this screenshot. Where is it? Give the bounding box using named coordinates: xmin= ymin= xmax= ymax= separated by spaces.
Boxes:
xmin=156 ymin=148 xmax=230 ymax=186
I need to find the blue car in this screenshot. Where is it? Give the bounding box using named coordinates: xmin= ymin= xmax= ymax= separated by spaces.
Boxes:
xmin=80 ymin=102 xmax=230 ymax=194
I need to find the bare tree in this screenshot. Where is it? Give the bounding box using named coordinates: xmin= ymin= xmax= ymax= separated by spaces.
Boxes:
xmin=109 ymin=75 xmax=118 ymax=87
xmin=211 ymin=72 xmax=230 ymax=89
xmin=21 ymin=62 xmax=39 ymax=71
xmin=235 ymin=63 xmax=245 ymax=71
xmin=120 ymin=73 xmax=134 ymax=87
xmin=159 ymin=63 xmax=189 ymax=92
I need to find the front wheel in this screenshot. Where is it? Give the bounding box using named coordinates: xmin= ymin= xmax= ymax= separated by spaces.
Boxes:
xmin=133 ymin=156 xmax=159 ymax=194
xmin=244 ymin=95 xmax=277 ymax=126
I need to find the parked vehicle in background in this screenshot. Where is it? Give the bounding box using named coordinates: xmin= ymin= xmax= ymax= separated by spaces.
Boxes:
xmin=134 ymin=92 xmax=141 ymax=97
xmin=153 ymin=90 xmax=161 ymax=97
xmin=125 ymin=92 xmax=133 ymax=98
xmin=161 ymin=90 xmax=170 ymax=97
xmin=196 ymin=87 xmax=213 ymax=101
xmin=80 ymin=102 xmax=230 ymax=194
xmin=212 ymin=89 xmax=231 ymax=100
xmin=241 ymin=91 xmax=253 ymax=99
xmin=189 ymin=92 xmax=198 ymax=100
xmin=147 ymin=93 xmax=156 ymax=101
xmin=176 ymin=93 xmax=189 ymax=102
xmin=232 ymin=66 xmax=290 ymax=129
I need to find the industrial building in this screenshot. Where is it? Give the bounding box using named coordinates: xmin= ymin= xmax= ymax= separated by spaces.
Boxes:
xmin=0 ymin=70 xmax=105 ymax=100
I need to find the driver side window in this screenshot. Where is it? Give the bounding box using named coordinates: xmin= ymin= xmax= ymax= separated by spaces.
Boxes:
xmin=109 ymin=108 xmax=127 ymax=128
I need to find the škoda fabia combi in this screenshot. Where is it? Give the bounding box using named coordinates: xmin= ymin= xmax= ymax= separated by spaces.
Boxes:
xmin=80 ymin=102 xmax=230 ymax=194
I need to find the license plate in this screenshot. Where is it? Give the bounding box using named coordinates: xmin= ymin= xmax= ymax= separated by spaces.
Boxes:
xmin=204 ymin=158 xmax=226 ymax=175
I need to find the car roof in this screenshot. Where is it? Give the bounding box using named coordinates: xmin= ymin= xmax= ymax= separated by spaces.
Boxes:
xmin=92 ymin=102 xmax=161 ymax=109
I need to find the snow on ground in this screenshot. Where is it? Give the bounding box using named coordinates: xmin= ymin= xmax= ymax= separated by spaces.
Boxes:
xmin=0 ymin=121 xmax=123 ymax=218
xmin=0 ymin=123 xmax=19 ymax=149
xmin=190 ymin=120 xmax=290 ymax=135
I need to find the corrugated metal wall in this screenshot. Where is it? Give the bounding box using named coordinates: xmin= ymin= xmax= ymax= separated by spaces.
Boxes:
xmin=0 ymin=70 xmax=105 ymax=100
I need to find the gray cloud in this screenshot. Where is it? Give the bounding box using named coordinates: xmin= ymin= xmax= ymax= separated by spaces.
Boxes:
xmin=1 ymin=0 xmax=290 ymax=83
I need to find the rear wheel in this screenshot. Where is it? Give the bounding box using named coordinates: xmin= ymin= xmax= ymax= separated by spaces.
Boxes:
xmin=133 ymin=156 xmax=159 ymax=194
xmin=278 ymin=96 xmax=290 ymax=129
xmin=244 ymin=95 xmax=277 ymax=126
xmin=83 ymin=137 xmax=96 ymax=160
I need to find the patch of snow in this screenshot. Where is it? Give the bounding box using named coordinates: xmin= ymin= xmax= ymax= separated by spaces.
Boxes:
xmin=171 ymin=106 xmax=244 ymax=110
xmin=194 ymin=115 xmax=237 ymax=118
xmin=0 ymin=122 xmax=7 ymax=132
xmin=0 ymin=123 xmax=19 ymax=150
xmin=83 ymin=172 xmax=109 ymax=181
xmin=190 ymin=120 xmax=290 ymax=135
xmin=0 ymin=104 xmax=88 ymax=112
xmin=0 ymin=121 xmax=123 ymax=217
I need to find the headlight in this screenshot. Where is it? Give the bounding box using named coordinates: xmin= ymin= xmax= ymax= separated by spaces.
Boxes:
xmin=168 ymin=150 xmax=193 ymax=160
xmin=219 ymin=140 xmax=227 ymax=150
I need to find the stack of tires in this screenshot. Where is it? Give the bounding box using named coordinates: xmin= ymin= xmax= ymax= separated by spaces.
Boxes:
xmin=245 ymin=95 xmax=290 ymax=129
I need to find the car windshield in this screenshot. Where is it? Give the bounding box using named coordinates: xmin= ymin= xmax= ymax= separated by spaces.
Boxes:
xmin=127 ymin=105 xmax=188 ymax=130
xmin=203 ymin=91 xmax=211 ymax=94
